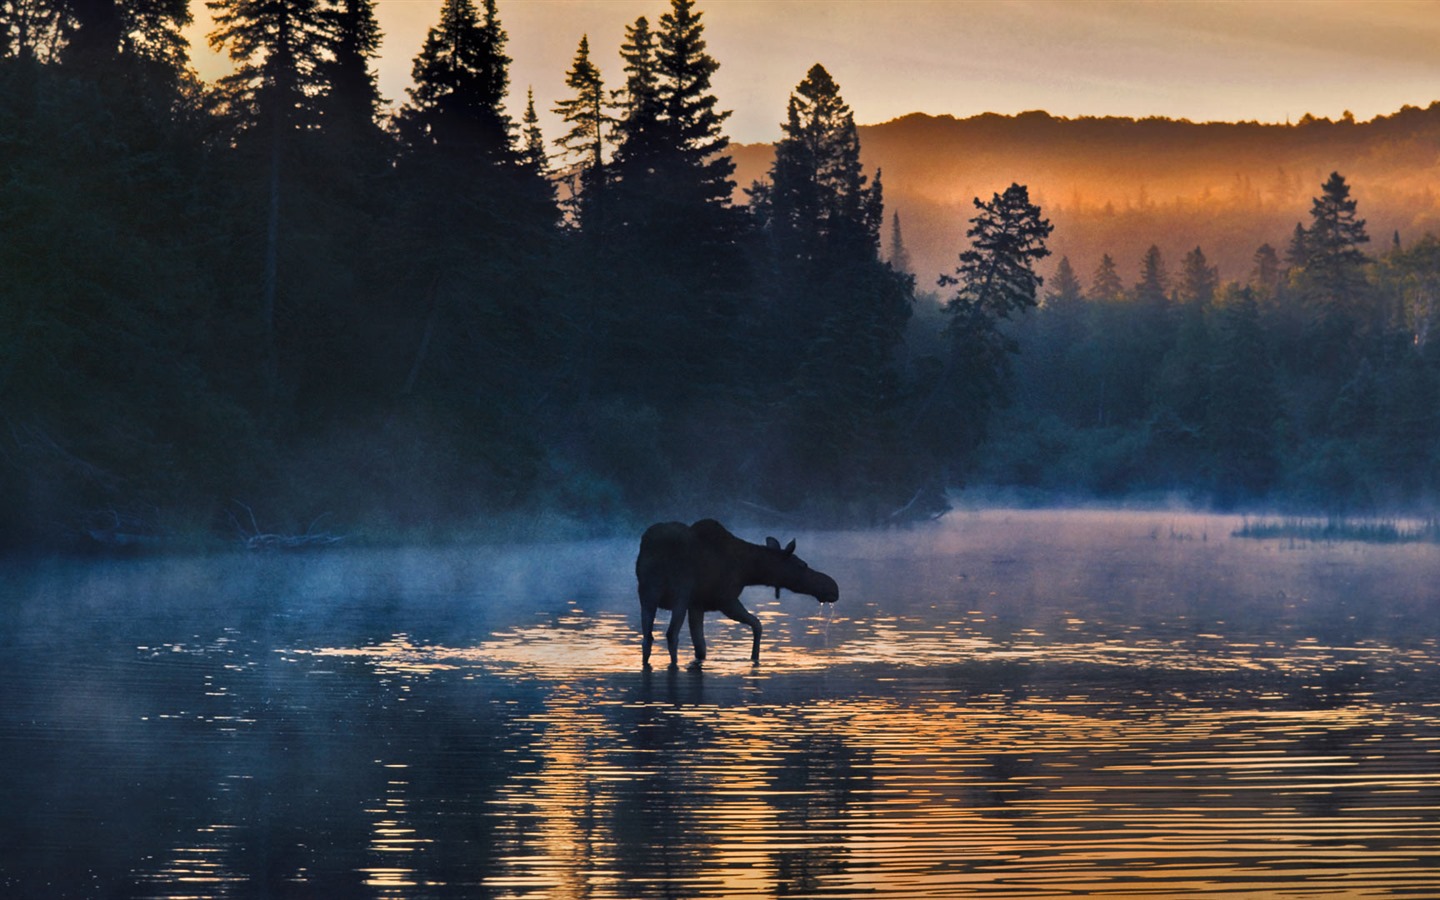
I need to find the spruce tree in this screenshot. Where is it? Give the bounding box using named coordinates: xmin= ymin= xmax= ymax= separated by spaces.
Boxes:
xmin=1046 ymin=256 xmax=1084 ymax=311
xmin=754 ymin=63 xmax=877 ymax=260
xmin=208 ymin=0 xmax=328 ymax=133
xmin=315 ymin=0 xmax=383 ymax=145
xmin=1251 ymin=243 xmax=1280 ymax=295
xmin=208 ymin=0 xmax=332 ymax=398
xmin=1178 ymin=246 xmax=1218 ymax=306
xmin=749 ymin=63 xmax=912 ymax=513
xmin=519 ymin=86 xmax=549 ymax=175
xmin=1090 ymin=253 xmax=1124 ymax=302
xmin=1135 ymin=244 xmax=1170 ymax=307
xmin=1294 ymin=171 xmax=1372 ymax=364
xmin=552 ymin=33 xmax=610 ymax=221
xmin=613 ymin=15 xmax=663 ymax=170
xmin=1301 ymin=171 xmax=1370 ymax=310
xmin=399 ymin=0 xmax=514 ymax=162
xmin=918 ymin=183 xmax=1052 ymax=470
xmin=655 ymin=0 xmax=733 ymax=205
xmin=889 ymin=212 xmax=913 ymax=275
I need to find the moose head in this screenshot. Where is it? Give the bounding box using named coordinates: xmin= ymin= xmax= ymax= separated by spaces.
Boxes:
xmin=763 ymin=535 xmax=840 ymax=604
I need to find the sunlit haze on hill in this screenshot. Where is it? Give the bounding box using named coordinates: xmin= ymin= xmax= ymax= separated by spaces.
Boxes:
xmin=184 ymin=0 xmax=1440 ymax=146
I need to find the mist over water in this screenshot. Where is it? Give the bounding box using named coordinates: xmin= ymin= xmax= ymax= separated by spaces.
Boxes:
xmin=3 ymin=510 xmax=1438 ymax=898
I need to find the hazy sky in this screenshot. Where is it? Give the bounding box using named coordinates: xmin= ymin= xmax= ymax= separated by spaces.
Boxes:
xmin=185 ymin=0 xmax=1440 ymax=146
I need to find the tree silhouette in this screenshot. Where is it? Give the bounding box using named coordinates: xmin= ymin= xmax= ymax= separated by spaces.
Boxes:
xmin=553 ymin=34 xmax=611 ymax=225
xmin=398 ymin=0 xmax=513 ymax=162
xmin=1090 ymin=253 xmax=1124 ymax=302
xmin=919 ymin=183 xmax=1051 ymax=470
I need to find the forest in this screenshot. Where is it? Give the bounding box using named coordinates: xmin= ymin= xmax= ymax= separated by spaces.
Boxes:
xmin=2 ymin=0 xmax=1438 ymax=549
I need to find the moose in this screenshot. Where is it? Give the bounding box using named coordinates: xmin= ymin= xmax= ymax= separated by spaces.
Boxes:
xmin=635 ymin=518 xmax=839 ymax=668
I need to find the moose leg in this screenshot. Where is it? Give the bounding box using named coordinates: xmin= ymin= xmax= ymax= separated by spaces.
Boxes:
xmin=688 ymin=609 xmax=707 ymax=667
xmin=665 ymin=606 xmax=688 ymax=669
xmin=720 ymin=598 xmax=762 ymax=663
xmin=640 ymin=601 xmax=657 ymax=668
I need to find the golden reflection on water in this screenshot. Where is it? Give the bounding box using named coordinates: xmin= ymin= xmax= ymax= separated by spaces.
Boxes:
xmin=297 ymin=614 xmax=1440 ymax=899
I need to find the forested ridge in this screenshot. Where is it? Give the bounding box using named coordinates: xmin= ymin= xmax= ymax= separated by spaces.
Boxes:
xmin=2 ymin=0 xmax=1437 ymax=550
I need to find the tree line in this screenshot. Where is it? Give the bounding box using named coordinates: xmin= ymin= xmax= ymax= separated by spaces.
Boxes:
xmin=2 ymin=0 xmax=1432 ymax=549
xmin=983 ymin=171 xmax=1440 ymax=512
xmin=0 ymin=0 xmax=1056 ymax=546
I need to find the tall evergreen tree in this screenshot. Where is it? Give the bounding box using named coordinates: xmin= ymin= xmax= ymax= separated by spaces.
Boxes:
xmin=398 ymin=0 xmax=513 ymax=162
xmin=1294 ymin=171 xmax=1373 ymax=370
xmin=518 ymin=86 xmax=549 ymax=175
xmin=208 ymin=0 xmax=332 ymax=398
xmin=655 ymin=0 xmax=733 ymax=205
xmin=889 ymin=212 xmax=913 ymax=275
xmin=918 ymin=183 xmax=1051 ymax=470
xmin=54 ymin=0 xmax=191 ymax=77
xmin=752 ymin=63 xmax=878 ymax=261
xmin=748 ymin=63 xmax=912 ymax=512
xmin=315 ymin=0 xmax=383 ymax=145
xmin=612 ymin=14 xmax=663 ymax=170
xmin=1090 ymin=253 xmax=1124 ymax=302
xmin=208 ymin=0 xmax=328 ymax=132
xmin=1300 ymin=171 xmax=1370 ymax=312
xmin=552 ymin=33 xmax=610 ymax=223
xmin=1134 ymin=244 xmax=1170 ymax=307
xmin=1178 ymin=245 xmax=1218 ymax=306
xmin=1046 ymin=256 xmax=1084 ymax=311
xmin=1251 ymin=243 xmax=1281 ymax=295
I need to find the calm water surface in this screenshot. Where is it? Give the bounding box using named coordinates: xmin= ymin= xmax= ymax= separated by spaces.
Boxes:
xmin=3 ymin=510 xmax=1439 ymax=898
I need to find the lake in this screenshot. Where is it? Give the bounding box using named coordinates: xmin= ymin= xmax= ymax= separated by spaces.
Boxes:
xmin=3 ymin=509 xmax=1438 ymax=898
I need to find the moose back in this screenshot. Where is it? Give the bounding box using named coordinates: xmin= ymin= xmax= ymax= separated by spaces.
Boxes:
xmin=634 ymin=519 xmax=839 ymax=668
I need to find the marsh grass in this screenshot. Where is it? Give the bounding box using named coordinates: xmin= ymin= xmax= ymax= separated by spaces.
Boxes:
xmin=1233 ymin=515 xmax=1440 ymax=544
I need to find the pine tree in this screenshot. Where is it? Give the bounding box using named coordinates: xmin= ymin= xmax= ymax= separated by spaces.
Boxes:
xmin=754 ymin=63 xmax=877 ymax=260
xmin=208 ymin=0 xmax=332 ymax=397
xmin=315 ymin=0 xmax=383 ymax=144
xmin=552 ymin=33 xmax=611 ymax=219
xmin=943 ymin=183 xmax=1053 ymax=321
xmin=1046 ymin=256 xmax=1084 ymax=311
xmin=518 ymin=86 xmax=549 ymax=175
xmin=399 ymin=0 xmax=514 ymax=162
xmin=748 ymin=63 xmax=912 ymax=512
xmin=208 ymin=0 xmax=328 ymax=133
xmin=56 ymin=0 xmax=191 ymax=77
xmin=889 ymin=212 xmax=913 ymax=275
xmin=1090 ymin=253 xmax=1124 ymax=302
xmin=1251 ymin=243 xmax=1280 ymax=295
xmin=1307 ymin=171 xmax=1369 ymax=270
xmin=613 ymin=14 xmax=663 ymax=170
xmin=655 ymin=0 xmax=733 ymax=205
xmin=1135 ymin=244 xmax=1170 ymax=307
xmin=918 ymin=183 xmax=1052 ymax=470
xmin=1294 ymin=171 xmax=1373 ymax=361
xmin=1178 ymin=245 xmax=1218 ymax=306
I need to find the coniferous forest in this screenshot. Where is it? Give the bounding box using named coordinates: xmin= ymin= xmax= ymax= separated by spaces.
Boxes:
xmin=2 ymin=0 xmax=1438 ymax=548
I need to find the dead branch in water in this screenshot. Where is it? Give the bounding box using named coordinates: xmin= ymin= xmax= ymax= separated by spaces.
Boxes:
xmin=230 ymin=502 xmax=344 ymax=551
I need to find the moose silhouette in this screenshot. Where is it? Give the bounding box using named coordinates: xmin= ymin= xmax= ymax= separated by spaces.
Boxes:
xmin=635 ymin=518 xmax=839 ymax=668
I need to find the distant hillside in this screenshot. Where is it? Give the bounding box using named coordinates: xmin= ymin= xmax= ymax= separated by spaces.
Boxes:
xmin=730 ymin=104 xmax=1440 ymax=292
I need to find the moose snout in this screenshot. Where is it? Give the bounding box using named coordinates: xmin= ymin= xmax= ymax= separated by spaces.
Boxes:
xmin=814 ymin=574 xmax=839 ymax=605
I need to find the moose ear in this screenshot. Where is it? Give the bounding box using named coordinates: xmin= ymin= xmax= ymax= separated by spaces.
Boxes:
xmin=766 ymin=537 xmax=781 ymax=550
xmin=784 ymin=539 xmax=796 ymax=556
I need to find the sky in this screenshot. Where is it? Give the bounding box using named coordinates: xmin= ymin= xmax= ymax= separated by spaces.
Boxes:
xmin=184 ymin=0 xmax=1440 ymax=146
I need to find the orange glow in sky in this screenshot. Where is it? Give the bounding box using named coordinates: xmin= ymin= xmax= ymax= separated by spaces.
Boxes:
xmin=184 ymin=0 xmax=1440 ymax=145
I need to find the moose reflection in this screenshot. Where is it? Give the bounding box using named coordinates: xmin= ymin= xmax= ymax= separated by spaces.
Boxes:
xmin=635 ymin=519 xmax=839 ymax=668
